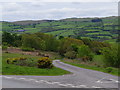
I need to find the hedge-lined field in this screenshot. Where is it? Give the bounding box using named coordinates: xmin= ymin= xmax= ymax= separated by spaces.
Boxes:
xmin=1 ymin=16 xmax=118 ymax=41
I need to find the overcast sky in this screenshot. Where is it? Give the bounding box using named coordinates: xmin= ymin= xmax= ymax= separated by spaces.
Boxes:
xmin=0 ymin=1 xmax=118 ymax=21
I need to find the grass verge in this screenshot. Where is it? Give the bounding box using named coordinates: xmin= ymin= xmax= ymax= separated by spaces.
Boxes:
xmin=2 ymin=53 xmax=70 ymax=76
xmin=61 ymin=60 xmax=120 ymax=76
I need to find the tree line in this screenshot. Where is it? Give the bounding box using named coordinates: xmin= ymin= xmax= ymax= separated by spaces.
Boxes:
xmin=2 ymin=31 xmax=119 ymax=68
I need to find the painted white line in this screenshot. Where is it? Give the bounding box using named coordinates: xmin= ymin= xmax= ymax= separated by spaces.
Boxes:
xmin=42 ymin=81 xmax=53 ymax=84
xmin=40 ymin=80 xmax=47 ymax=83
xmin=115 ymin=81 xmax=119 ymax=83
xmin=71 ymin=85 xmax=76 ymax=88
xmin=19 ymin=78 xmax=26 ymax=80
xmin=76 ymin=85 xmax=87 ymax=88
xmin=3 ymin=76 xmax=13 ymax=79
xmin=3 ymin=76 xmax=90 ymax=88
xmin=28 ymin=79 xmax=36 ymax=81
xmin=14 ymin=78 xmax=22 ymax=80
xmin=52 ymin=82 xmax=60 ymax=84
xmin=97 ymin=78 xmax=119 ymax=83
xmin=58 ymin=84 xmax=69 ymax=87
xmin=92 ymin=86 xmax=101 ymax=88
xmin=65 ymin=84 xmax=74 ymax=86
xmin=46 ymin=82 xmax=54 ymax=84
xmin=96 ymin=78 xmax=104 ymax=83
xmin=109 ymin=79 xmax=120 ymax=83
xmin=96 ymin=80 xmax=102 ymax=83
xmin=40 ymin=80 xmax=45 ymax=82
xmin=35 ymin=80 xmax=40 ymax=83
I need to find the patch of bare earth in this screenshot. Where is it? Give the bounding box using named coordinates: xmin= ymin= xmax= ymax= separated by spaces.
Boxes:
xmin=3 ymin=47 xmax=61 ymax=59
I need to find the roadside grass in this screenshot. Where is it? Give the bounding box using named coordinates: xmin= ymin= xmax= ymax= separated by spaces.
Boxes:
xmin=61 ymin=58 xmax=120 ymax=76
xmin=2 ymin=53 xmax=70 ymax=76
xmin=93 ymin=55 xmax=104 ymax=67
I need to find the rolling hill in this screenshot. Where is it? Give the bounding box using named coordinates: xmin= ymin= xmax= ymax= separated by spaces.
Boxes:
xmin=1 ymin=16 xmax=119 ymax=41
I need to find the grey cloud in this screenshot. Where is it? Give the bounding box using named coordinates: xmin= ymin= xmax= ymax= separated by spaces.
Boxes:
xmin=0 ymin=2 xmax=118 ymax=21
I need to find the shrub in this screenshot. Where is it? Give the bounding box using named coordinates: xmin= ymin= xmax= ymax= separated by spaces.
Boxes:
xmin=77 ymin=45 xmax=93 ymax=61
xmin=64 ymin=51 xmax=76 ymax=59
xmin=37 ymin=57 xmax=53 ymax=68
xmin=100 ymin=45 xmax=119 ymax=68
xmin=2 ymin=46 xmax=8 ymax=50
xmin=82 ymin=56 xmax=91 ymax=62
xmin=21 ymin=47 xmax=35 ymax=51
xmin=6 ymin=57 xmax=27 ymax=64
xmin=6 ymin=58 xmax=18 ymax=64
xmin=6 ymin=57 xmax=37 ymax=67
xmin=105 ymin=67 xmax=113 ymax=73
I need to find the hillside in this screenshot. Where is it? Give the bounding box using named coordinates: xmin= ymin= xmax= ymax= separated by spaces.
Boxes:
xmin=1 ymin=16 xmax=119 ymax=41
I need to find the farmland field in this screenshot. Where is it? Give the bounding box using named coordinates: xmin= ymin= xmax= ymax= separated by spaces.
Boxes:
xmin=1 ymin=16 xmax=119 ymax=42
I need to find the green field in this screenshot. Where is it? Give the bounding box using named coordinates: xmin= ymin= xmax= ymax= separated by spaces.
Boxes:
xmin=1 ymin=16 xmax=118 ymax=41
xmin=2 ymin=53 xmax=70 ymax=76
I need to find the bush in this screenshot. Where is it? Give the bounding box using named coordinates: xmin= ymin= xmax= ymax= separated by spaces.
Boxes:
xmin=6 ymin=57 xmax=27 ymax=64
xmin=2 ymin=46 xmax=8 ymax=50
xmin=77 ymin=45 xmax=93 ymax=61
xmin=81 ymin=56 xmax=92 ymax=62
xmin=64 ymin=51 xmax=76 ymax=59
xmin=105 ymin=67 xmax=113 ymax=73
xmin=6 ymin=57 xmax=37 ymax=67
xmin=21 ymin=47 xmax=35 ymax=51
xmin=101 ymin=45 xmax=119 ymax=68
xmin=37 ymin=57 xmax=53 ymax=68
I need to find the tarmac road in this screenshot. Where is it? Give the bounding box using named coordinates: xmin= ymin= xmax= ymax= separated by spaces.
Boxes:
xmin=1 ymin=60 xmax=119 ymax=88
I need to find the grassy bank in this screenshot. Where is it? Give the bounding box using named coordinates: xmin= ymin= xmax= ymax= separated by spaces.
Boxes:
xmin=61 ymin=58 xmax=119 ymax=76
xmin=2 ymin=53 xmax=70 ymax=76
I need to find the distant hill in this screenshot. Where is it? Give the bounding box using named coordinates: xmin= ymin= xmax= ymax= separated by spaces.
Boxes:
xmin=11 ymin=20 xmax=54 ymax=25
xmin=1 ymin=16 xmax=119 ymax=41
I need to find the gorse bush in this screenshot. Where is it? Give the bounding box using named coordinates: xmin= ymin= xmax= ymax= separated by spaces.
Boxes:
xmin=6 ymin=57 xmax=36 ymax=67
xmin=37 ymin=57 xmax=53 ymax=68
xmin=6 ymin=57 xmax=27 ymax=64
xmin=6 ymin=57 xmax=53 ymax=68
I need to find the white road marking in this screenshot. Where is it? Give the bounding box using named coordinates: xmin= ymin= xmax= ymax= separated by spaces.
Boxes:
xmin=97 ymin=78 xmax=119 ymax=84
xmin=71 ymin=86 xmax=76 ymax=88
xmin=43 ymin=81 xmax=54 ymax=84
xmin=28 ymin=79 xmax=36 ymax=81
xmin=58 ymin=84 xmax=69 ymax=87
xmin=14 ymin=78 xmax=22 ymax=80
xmin=75 ymin=85 xmax=87 ymax=88
xmin=92 ymin=86 xmax=101 ymax=88
xmin=3 ymin=76 xmax=101 ymax=88
xmin=3 ymin=76 xmax=13 ymax=79
xmin=65 ymin=84 xmax=73 ymax=86
xmin=52 ymin=82 xmax=60 ymax=84
xmin=109 ymin=79 xmax=120 ymax=83
xmin=34 ymin=80 xmax=38 ymax=82
xmin=19 ymin=78 xmax=26 ymax=80
xmin=40 ymin=80 xmax=45 ymax=82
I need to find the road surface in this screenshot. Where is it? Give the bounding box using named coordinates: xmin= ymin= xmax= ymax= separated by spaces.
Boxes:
xmin=1 ymin=60 xmax=119 ymax=88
